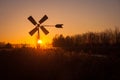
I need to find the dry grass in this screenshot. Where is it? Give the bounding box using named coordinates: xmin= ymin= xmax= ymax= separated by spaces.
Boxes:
xmin=0 ymin=48 xmax=120 ymax=80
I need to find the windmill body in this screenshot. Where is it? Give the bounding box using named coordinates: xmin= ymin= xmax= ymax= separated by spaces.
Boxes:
xmin=28 ymin=15 xmax=63 ymax=48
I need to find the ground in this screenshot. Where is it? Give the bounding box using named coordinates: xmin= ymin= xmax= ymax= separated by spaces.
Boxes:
xmin=0 ymin=48 xmax=120 ymax=80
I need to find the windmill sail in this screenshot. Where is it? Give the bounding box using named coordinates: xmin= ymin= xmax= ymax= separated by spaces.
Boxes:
xmin=29 ymin=27 xmax=38 ymax=36
xmin=40 ymin=26 xmax=49 ymax=35
xmin=28 ymin=16 xmax=37 ymax=25
xmin=39 ymin=15 xmax=48 ymax=24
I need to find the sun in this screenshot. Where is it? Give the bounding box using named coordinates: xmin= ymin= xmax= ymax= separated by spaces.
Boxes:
xmin=38 ymin=39 xmax=42 ymax=44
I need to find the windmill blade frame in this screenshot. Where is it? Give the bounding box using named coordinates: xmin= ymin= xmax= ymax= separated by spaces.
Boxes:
xmin=40 ymin=26 xmax=49 ymax=35
xmin=28 ymin=16 xmax=37 ymax=25
xmin=29 ymin=27 xmax=38 ymax=36
xmin=39 ymin=15 xmax=48 ymax=24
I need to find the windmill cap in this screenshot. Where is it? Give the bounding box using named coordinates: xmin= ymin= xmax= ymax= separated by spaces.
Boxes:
xmin=55 ymin=24 xmax=63 ymax=28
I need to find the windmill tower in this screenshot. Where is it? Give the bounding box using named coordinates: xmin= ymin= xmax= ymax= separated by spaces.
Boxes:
xmin=28 ymin=15 xmax=63 ymax=48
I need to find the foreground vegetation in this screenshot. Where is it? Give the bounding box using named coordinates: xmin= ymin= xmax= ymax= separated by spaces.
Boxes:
xmin=0 ymin=48 xmax=120 ymax=80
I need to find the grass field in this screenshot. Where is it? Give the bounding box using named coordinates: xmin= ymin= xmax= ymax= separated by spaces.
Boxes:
xmin=0 ymin=48 xmax=120 ymax=80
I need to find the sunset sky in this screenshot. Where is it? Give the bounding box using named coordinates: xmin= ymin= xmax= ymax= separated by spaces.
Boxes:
xmin=0 ymin=0 xmax=120 ymax=45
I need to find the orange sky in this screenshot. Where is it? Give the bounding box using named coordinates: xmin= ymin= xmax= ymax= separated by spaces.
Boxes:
xmin=0 ymin=0 xmax=120 ymax=46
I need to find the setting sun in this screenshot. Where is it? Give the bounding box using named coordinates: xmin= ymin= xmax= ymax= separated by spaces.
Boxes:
xmin=38 ymin=40 xmax=42 ymax=44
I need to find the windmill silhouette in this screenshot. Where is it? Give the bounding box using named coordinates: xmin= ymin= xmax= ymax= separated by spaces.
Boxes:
xmin=28 ymin=15 xmax=63 ymax=48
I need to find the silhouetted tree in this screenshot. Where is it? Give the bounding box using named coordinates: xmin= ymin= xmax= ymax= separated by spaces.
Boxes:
xmin=53 ymin=34 xmax=65 ymax=47
xmin=52 ymin=28 xmax=120 ymax=55
xmin=5 ymin=43 xmax=13 ymax=48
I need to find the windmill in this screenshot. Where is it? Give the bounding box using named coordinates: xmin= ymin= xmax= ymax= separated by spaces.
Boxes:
xmin=28 ymin=15 xmax=63 ymax=48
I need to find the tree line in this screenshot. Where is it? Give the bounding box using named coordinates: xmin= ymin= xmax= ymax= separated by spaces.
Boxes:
xmin=52 ymin=28 xmax=120 ymax=55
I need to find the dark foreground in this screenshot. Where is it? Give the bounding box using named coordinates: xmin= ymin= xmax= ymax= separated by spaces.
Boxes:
xmin=0 ymin=48 xmax=120 ymax=80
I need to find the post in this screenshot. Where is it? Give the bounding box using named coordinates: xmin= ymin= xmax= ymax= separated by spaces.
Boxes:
xmin=37 ymin=28 xmax=40 ymax=49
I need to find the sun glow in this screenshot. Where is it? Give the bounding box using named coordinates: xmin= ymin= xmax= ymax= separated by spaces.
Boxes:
xmin=38 ymin=39 xmax=42 ymax=44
